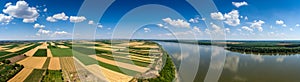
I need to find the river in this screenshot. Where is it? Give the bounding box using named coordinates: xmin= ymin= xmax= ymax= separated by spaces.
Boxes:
xmin=157 ymin=41 xmax=300 ymax=82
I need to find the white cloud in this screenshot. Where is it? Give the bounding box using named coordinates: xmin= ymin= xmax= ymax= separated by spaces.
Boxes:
xmin=244 ymin=16 xmax=248 ymax=20
xmin=276 ymin=20 xmax=287 ymax=27
xmin=0 ymin=14 xmax=13 ymax=23
xmin=209 ymin=23 xmax=223 ymax=34
xmin=53 ymin=12 xmax=68 ymax=20
xmin=193 ymin=26 xmax=201 ymax=33
xmin=33 ymin=23 xmax=45 ymax=29
xmin=157 ymin=24 xmax=164 ymax=27
xmin=189 ymin=17 xmax=200 ymax=23
xmin=5 ymin=2 xmax=12 ymax=7
xmin=54 ymin=31 xmax=68 ymax=35
xmin=250 ymin=20 xmax=265 ymax=32
xmin=88 ymin=20 xmax=94 ymax=25
xmin=232 ymin=1 xmax=248 ymax=8
xmin=282 ymin=24 xmax=287 ymax=27
xmin=70 ymin=16 xmax=86 ymax=23
xmin=43 ymin=8 xmax=47 ymax=12
xmin=276 ymin=20 xmax=284 ymax=25
xmin=162 ymin=17 xmax=190 ymax=28
xmin=296 ymin=24 xmax=300 ymax=27
xmin=23 ymin=18 xmax=36 ymax=23
xmin=144 ymin=28 xmax=151 ymax=32
xmin=97 ymin=24 xmax=103 ymax=28
xmin=3 ymin=1 xmax=39 ymax=23
xmin=211 ymin=12 xmax=225 ymax=20
xmin=289 ymin=28 xmax=294 ymax=31
xmin=46 ymin=17 xmax=56 ymax=22
xmin=225 ymin=28 xmax=230 ymax=33
xmin=37 ymin=29 xmax=50 ymax=34
xmin=241 ymin=26 xmax=253 ymax=32
xmin=46 ymin=12 xmax=68 ymax=22
xmin=224 ymin=10 xmax=240 ymax=26
xmin=211 ymin=10 xmax=241 ymax=26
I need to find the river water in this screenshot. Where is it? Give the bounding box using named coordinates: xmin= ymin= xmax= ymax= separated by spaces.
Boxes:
xmin=157 ymin=42 xmax=300 ymax=82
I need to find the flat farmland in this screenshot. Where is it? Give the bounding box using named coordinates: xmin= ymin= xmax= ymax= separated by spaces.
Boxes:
xmin=17 ymin=57 xmax=47 ymax=69
xmin=41 ymin=70 xmax=63 ymax=82
xmin=59 ymin=57 xmax=79 ymax=81
xmin=24 ymin=69 xmax=46 ymax=82
xmin=50 ymin=48 xmax=73 ymax=57
xmin=8 ymin=68 xmax=33 ymax=82
xmin=33 ymin=49 xmax=47 ymax=57
xmin=48 ymin=57 xmax=61 ymax=70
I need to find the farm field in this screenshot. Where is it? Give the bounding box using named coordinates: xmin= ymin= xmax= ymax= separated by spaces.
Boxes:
xmin=2 ymin=40 xmax=174 ymax=82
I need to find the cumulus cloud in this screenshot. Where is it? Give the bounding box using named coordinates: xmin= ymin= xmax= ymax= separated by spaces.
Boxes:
xmin=162 ymin=17 xmax=190 ymax=28
xmin=232 ymin=1 xmax=248 ymax=8
xmin=54 ymin=31 xmax=68 ymax=35
xmin=37 ymin=29 xmax=50 ymax=35
xmin=241 ymin=26 xmax=253 ymax=32
xmin=193 ymin=26 xmax=201 ymax=33
xmin=224 ymin=10 xmax=240 ymax=26
xmin=88 ymin=20 xmax=94 ymax=25
xmin=157 ymin=24 xmax=164 ymax=27
xmin=43 ymin=8 xmax=47 ymax=12
xmin=97 ymin=24 xmax=103 ymax=28
xmin=250 ymin=20 xmax=265 ymax=32
xmin=296 ymin=24 xmax=300 ymax=27
xmin=3 ymin=1 xmax=39 ymax=23
xmin=46 ymin=17 xmax=56 ymax=22
xmin=276 ymin=20 xmax=287 ymax=27
xmin=0 ymin=14 xmax=13 ymax=23
xmin=33 ymin=23 xmax=45 ymax=29
xmin=211 ymin=12 xmax=225 ymax=20
xmin=46 ymin=12 xmax=68 ymax=22
xmin=289 ymin=28 xmax=294 ymax=31
xmin=225 ymin=28 xmax=230 ymax=33
xmin=70 ymin=16 xmax=86 ymax=23
xmin=189 ymin=17 xmax=201 ymax=23
xmin=211 ymin=10 xmax=240 ymax=26
xmin=276 ymin=20 xmax=284 ymax=25
xmin=144 ymin=28 xmax=151 ymax=32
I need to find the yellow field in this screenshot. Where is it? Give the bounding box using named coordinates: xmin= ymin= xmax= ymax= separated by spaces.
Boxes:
xmin=60 ymin=57 xmax=78 ymax=81
xmin=24 ymin=47 xmax=38 ymax=56
xmin=48 ymin=57 xmax=61 ymax=70
xmin=17 ymin=57 xmax=47 ymax=69
xmin=57 ymin=45 xmax=69 ymax=48
xmin=8 ymin=68 xmax=34 ymax=82
xmin=87 ymin=64 xmax=133 ymax=82
xmin=47 ymin=49 xmax=53 ymax=57
xmin=6 ymin=44 xmax=34 ymax=52
xmin=90 ymin=55 xmax=149 ymax=73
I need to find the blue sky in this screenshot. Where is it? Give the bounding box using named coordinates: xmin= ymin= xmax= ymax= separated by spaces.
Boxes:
xmin=0 ymin=0 xmax=300 ymax=40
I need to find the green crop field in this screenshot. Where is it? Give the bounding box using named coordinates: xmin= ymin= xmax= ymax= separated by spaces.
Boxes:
xmin=33 ymin=49 xmax=47 ymax=57
xmin=0 ymin=51 xmax=10 ymax=56
xmin=50 ymin=48 xmax=73 ymax=57
xmin=24 ymin=69 xmax=46 ymax=82
xmin=42 ymin=58 xmax=50 ymax=69
xmin=41 ymin=70 xmax=63 ymax=82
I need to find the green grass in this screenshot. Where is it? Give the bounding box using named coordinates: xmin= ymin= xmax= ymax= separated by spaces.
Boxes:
xmin=0 ymin=51 xmax=10 ymax=56
xmin=3 ymin=44 xmax=18 ymax=49
xmin=33 ymin=49 xmax=47 ymax=57
xmin=73 ymin=51 xmax=98 ymax=65
xmin=24 ymin=69 xmax=46 ymax=82
xmin=97 ymin=60 xmax=140 ymax=76
xmin=41 ymin=70 xmax=63 ymax=82
xmin=42 ymin=58 xmax=50 ymax=69
xmin=50 ymin=48 xmax=73 ymax=57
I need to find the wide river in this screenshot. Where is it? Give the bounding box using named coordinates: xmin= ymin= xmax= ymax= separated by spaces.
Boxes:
xmin=157 ymin=41 xmax=300 ymax=82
